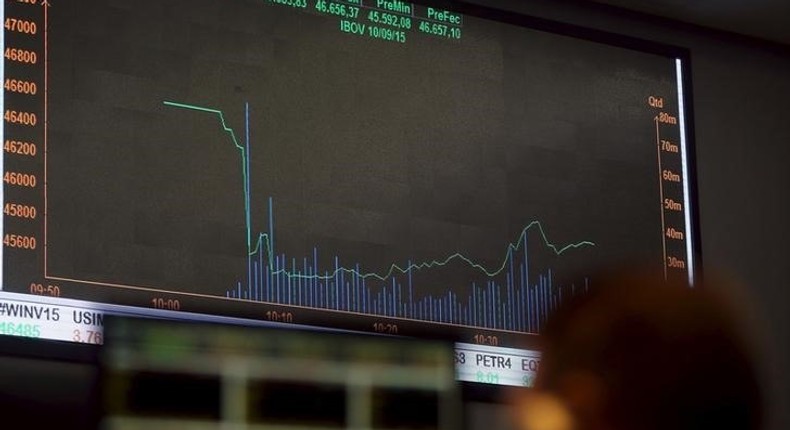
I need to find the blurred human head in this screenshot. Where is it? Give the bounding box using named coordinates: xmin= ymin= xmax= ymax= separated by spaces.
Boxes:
xmin=513 ymin=270 xmax=762 ymax=430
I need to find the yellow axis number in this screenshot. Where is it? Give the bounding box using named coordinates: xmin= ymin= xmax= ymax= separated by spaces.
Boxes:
xmin=4 ymin=140 xmax=37 ymax=156
xmin=4 ymin=233 xmax=37 ymax=250
xmin=3 ymin=171 xmax=37 ymax=187
xmin=4 ymin=17 xmax=38 ymax=35
xmin=4 ymin=203 xmax=37 ymax=219
xmin=4 ymin=47 xmax=37 ymax=64
xmin=5 ymin=110 xmax=38 ymax=126
xmin=5 ymin=78 xmax=38 ymax=95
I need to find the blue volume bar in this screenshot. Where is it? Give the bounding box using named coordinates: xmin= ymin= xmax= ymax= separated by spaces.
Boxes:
xmin=218 ymin=197 xmax=597 ymax=333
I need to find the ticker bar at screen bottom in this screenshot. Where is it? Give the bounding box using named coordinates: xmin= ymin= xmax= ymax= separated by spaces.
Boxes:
xmin=455 ymin=342 xmax=540 ymax=387
xmin=0 ymin=291 xmax=541 ymax=387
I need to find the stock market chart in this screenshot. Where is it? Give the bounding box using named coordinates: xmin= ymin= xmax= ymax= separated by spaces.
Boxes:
xmin=0 ymin=0 xmax=695 ymax=386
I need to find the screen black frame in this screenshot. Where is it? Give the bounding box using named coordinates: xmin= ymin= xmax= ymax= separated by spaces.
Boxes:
xmin=0 ymin=0 xmax=703 ymax=404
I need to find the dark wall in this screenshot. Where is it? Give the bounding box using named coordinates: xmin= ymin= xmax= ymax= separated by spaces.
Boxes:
xmin=464 ymin=1 xmax=790 ymax=430
xmin=693 ymin=40 xmax=790 ymax=430
xmin=0 ymin=355 xmax=97 ymax=428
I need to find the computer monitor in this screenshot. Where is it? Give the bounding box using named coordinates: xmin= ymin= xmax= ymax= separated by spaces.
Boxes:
xmin=101 ymin=316 xmax=458 ymax=429
xmin=0 ymin=0 xmax=699 ymax=388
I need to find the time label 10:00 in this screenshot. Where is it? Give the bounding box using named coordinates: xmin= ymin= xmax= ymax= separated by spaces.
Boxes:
xmin=151 ymin=298 xmax=181 ymax=311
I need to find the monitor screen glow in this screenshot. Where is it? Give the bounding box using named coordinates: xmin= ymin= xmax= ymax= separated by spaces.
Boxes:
xmin=0 ymin=0 xmax=697 ymax=387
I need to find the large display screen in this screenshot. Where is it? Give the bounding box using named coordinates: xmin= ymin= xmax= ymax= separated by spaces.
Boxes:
xmin=0 ymin=0 xmax=696 ymax=387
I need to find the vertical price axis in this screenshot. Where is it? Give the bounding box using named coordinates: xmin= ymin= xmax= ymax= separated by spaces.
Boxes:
xmin=42 ymin=0 xmax=48 ymax=279
xmin=2 ymin=0 xmax=48 ymax=293
xmin=1 ymin=0 xmax=5 ymax=285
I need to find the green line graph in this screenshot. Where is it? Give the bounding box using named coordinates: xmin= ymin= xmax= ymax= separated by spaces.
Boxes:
xmin=163 ymin=100 xmax=595 ymax=283
xmin=164 ymin=100 xmax=596 ymax=331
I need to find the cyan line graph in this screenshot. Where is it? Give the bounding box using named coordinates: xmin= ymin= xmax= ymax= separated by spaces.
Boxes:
xmin=163 ymin=101 xmax=595 ymax=333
